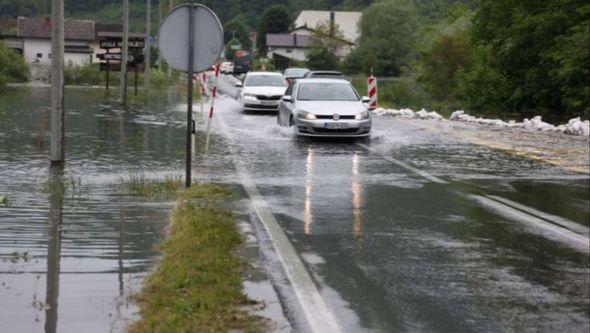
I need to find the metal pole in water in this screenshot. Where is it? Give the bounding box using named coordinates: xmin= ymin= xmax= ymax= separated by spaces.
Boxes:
xmin=144 ymin=0 xmax=151 ymax=92
xmin=121 ymin=0 xmax=129 ymax=105
xmin=50 ymin=0 xmax=65 ymax=165
xmin=186 ymin=5 xmax=195 ymax=188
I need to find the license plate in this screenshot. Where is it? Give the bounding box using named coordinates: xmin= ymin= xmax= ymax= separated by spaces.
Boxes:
xmin=260 ymin=100 xmax=276 ymax=106
xmin=324 ymin=122 xmax=349 ymax=129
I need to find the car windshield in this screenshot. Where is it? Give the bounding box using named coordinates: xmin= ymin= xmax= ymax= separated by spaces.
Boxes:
xmin=284 ymin=69 xmax=309 ymax=78
xmin=297 ymin=82 xmax=359 ymax=101
xmin=244 ymin=75 xmax=286 ymax=87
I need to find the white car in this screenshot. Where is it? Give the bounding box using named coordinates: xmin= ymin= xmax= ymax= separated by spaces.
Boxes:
xmin=236 ymin=72 xmax=288 ymax=112
xmin=277 ymin=79 xmax=371 ymax=138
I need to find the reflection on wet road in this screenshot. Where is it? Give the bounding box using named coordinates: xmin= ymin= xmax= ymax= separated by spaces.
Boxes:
xmin=197 ymin=76 xmax=589 ymax=332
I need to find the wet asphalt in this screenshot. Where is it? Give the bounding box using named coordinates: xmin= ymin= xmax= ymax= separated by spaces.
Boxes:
xmin=196 ymin=76 xmax=589 ymax=332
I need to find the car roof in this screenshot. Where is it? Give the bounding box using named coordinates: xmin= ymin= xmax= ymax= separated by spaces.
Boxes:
xmin=296 ymin=78 xmax=350 ymax=84
xmin=307 ymin=70 xmax=343 ymax=74
xmin=245 ymin=71 xmax=283 ymax=76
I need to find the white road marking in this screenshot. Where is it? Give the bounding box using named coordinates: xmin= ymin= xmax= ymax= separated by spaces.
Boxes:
xmin=472 ymin=195 xmax=589 ymax=254
xmin=356 ymin=142 xmax=590 ymax=254
xmin=215 ymin=114 xmax=342 ymax=333
xmin=486 ymin=195 xmax=589 ymax=236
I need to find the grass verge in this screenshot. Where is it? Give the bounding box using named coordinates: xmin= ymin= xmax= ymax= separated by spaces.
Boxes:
xmin=127 ymin=182 xmax=264 ymax=333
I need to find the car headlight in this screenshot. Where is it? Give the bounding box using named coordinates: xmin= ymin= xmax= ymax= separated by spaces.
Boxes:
xmin=355 ymin=110 xmax=369 ymax=120
xmin=297 ymin=111 xmax=317 ymax=120
xmin=242 ymin=93 xmax=257 ymax=99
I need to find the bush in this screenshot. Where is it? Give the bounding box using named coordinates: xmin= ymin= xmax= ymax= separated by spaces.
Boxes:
xmin=306 ymin=47 xmax=340 ymax=70
xmin=379 ymin=78 xmax=431 ymax=110
xmin=252 ymin=58 xmax=275 ymax=71
xmin=0 ymin=41 xmax=29 ymax=82
xmin=64 ymin=61 xmax=102 ymax=85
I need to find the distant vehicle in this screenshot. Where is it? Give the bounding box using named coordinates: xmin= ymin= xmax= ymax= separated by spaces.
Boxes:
xmin=220 ymin=61 xmax=233 ymax=74
xmin=233 ymin=50 xmax=252 ymax=75
xmin=236 ymin=72 xmax=288 ymax=112
xmin=303 ymin=70 xmax=346 ymax=80
xmin=284 ymin=68 xmax=310 ymax=84
xmin=277 ymin=78 xmax=371 ymax=138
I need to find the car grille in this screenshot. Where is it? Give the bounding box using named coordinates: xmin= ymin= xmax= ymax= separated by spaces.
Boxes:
xmin=256 ymin=95 xmax=282 ymax=100
xmin=244 ymin=104 xmax=278 ymax=110
xmin=312 ymin=128 xmax=361 ymax=134
xmin=316 ymin=115 xmax=355 ymax=120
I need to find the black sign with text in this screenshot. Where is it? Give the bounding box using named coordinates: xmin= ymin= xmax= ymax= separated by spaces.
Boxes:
xmin=99 ymin=38 xmax=145 ymax=49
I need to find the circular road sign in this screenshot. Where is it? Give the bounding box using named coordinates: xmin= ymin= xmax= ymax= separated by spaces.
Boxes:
xmin=158 ymin=4 xmax=223 ymax=73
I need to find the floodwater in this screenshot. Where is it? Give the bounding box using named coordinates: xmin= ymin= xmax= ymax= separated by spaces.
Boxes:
xmin=0 ymin=87 xmax=187 ymax=332
xmin=1 ymin=81 xmax=589 ymax=333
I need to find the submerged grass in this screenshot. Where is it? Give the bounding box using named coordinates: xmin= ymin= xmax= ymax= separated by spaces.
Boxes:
xmin=123 ymin=172 xmax=184 ymax=199
xmin=128 ymin=183 xmax=264 ymax=333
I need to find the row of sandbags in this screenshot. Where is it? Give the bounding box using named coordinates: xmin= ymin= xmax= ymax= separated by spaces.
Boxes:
xmin=373 ymin=107 xmax=589 ymax=136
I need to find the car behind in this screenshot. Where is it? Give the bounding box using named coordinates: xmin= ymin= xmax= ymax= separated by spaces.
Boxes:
xmin=237 ymin=72 xmax=288 ymax=112
xmin=303 ymin=70 xmax=346 ymax=80
xmin=284 ymin=68 xmax=310 ymax=84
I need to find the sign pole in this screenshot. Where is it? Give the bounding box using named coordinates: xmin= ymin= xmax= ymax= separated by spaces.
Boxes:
xmin=185 ymin=5 xmax=195 ymax=188
xmin=134 ymin=64 xmax=138 ymax=95
xmin=105 ymin=49 xmax=110 ymax=91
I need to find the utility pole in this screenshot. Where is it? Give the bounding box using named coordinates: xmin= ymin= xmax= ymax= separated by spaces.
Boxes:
xmin=121 ymin=0 xmax=129 ymax=105
xmin=167 ymin=0 xmax=172 ymax=78
xmin=158 ymin=0 xmax=162 ymax=71
xmin=50 ymin=0 xmax=65 ymax=165
xmin=144 ymin=0 xmax=151 ymax=91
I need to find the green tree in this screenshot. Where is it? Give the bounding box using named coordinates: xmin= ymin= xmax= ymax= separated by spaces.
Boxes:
xmin=256 ymin=5 xmax=291 ymax=53
xmin=224 ymin=16 xmax=252 ymax=50
xmin=466 ymin=0 xmax=590 ymax=117
xmin=416 ymin=7 xmax=473 ymax=101
xmin=354 ymin=0 xmax=418 ymax=76
xmin=307 ymin=47 xmax=340 ymax=70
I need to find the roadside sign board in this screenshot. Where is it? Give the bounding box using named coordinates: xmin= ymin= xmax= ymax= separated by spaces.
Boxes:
xmin=99 ymin=38 xmax=145 ymax=49
xmin=97 ymin=53 xmax=135 ymax=62
xmin=158 ymin=4 xmax=223 ymax=72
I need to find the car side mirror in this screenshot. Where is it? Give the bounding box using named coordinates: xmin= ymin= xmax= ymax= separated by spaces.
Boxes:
xmin=235 ymin=82 xmax=243 ymax=88
xmin=362 ymin=96 xmax=370 ymax=103
xmin=282 ymin=95 xmax=293 ymax=102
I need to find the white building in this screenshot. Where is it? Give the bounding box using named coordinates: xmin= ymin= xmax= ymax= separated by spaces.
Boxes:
xmin=17 ymin=17 xmax=95 ymax=65
xmin=266 ymin=10 xmax=361 ymax=69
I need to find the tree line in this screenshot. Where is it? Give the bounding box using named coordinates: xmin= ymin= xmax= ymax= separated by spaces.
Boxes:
xmin=343 ymin=0 xmax=589 ymax=120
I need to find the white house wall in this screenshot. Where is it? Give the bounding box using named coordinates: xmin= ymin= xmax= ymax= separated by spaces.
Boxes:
xmin=23 ymin=39 xmax=52 ymax=64
xmin=65 ymin=53 xmax=92 ymax=65
xmin=268 ymin=47 xmax=308 ymax=62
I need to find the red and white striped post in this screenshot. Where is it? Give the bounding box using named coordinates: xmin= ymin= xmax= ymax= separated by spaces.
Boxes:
xmin=367 ymin=68 xmax=377 ymax=110
xmin=204 ymin=63 xmax=220 ymax=153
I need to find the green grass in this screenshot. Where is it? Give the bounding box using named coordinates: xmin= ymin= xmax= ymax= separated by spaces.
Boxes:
xmin=127 ymin=183 xmax=264 ymax=333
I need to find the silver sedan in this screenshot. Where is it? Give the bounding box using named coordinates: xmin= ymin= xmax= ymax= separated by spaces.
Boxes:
xmin=277 ymin=79 xmax=372 ymax=138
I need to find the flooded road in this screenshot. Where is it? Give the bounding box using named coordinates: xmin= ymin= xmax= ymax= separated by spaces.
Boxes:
xmin=0 ymin=87 xmax=187 ymax=332
xmin=1 ymin=82 xmax=588 ymax=332
xmin=198 ymin=76 xmax=589 ymax=332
